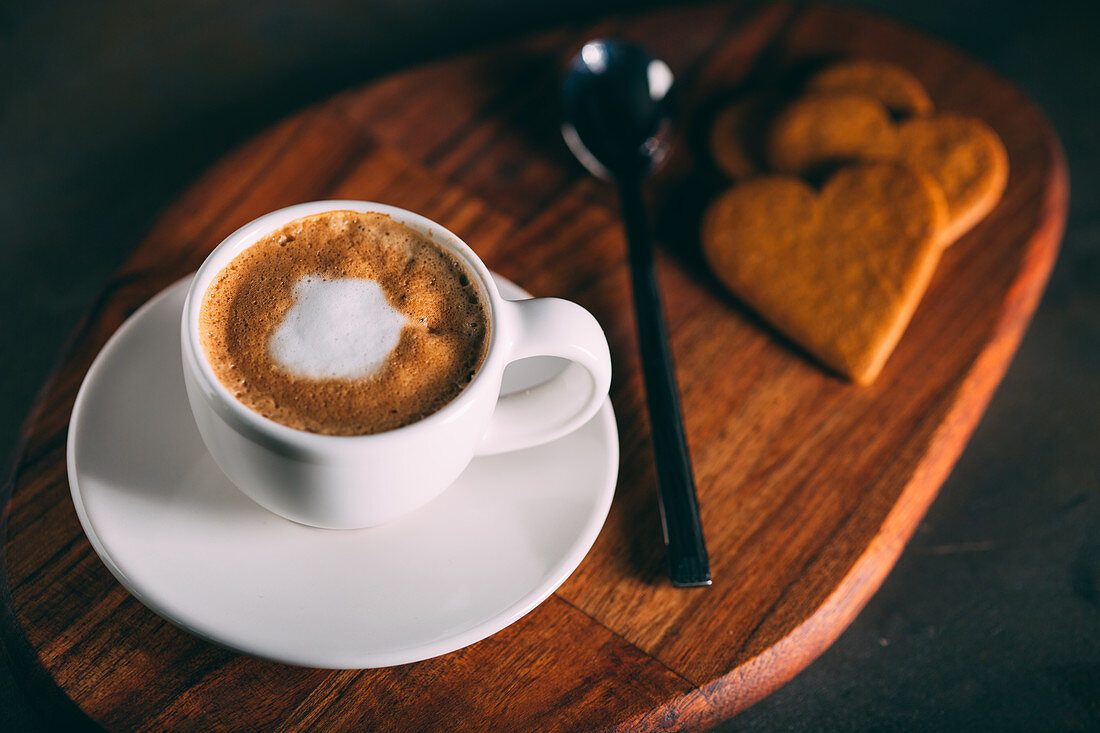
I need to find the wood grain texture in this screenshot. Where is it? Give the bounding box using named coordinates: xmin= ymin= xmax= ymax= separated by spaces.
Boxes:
xmin=0 ymin=2 xmax=1066 ymax=730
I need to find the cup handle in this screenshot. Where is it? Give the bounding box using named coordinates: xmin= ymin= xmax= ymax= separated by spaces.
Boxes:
xmin=475 ymin=297 xmax=612 ymax=456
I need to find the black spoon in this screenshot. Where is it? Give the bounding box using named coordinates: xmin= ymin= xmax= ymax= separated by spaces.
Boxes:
xmin=562 ymin=39 xmax=711 ymax=587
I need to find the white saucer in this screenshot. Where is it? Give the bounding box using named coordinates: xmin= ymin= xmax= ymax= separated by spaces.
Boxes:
xmin=66 ymin=275 xmax=618 ymax=669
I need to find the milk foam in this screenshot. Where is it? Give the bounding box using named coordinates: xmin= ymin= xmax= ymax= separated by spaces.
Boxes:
xmin=269 ymin=276 xmax=409 ymax=380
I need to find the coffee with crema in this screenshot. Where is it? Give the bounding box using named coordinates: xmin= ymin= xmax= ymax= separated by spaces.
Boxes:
xmin=199 ymin=211 xmax=489 ymax=435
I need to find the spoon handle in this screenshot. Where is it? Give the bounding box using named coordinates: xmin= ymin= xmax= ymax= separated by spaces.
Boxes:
xmin=617 ymin=175 xmax=712 ymax=587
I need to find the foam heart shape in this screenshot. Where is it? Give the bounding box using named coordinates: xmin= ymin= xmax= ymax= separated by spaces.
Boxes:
xmin=702 ymin=163 xmax=948 ymax=384
xmin=768 ymin=92 xmax=1008 ymax=245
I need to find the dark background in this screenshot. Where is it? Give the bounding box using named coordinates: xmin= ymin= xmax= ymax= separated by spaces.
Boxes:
xmin=2 ymin=0 xmax=1097 ymax=729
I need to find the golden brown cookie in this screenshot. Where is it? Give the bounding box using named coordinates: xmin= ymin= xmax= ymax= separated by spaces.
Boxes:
xmin=768 ymin=92 xmax=1008 ymax=244
xmin=709 ymin=59 xmax=933 ymax=181
xmin=701 ymin=162 xmax=949 ymax=384
xmin=807 ymin=60 xmax=934 ymax=116
xmin=708 ymin=94 xmax=776 ymax=180
xmin=894 ymin=113 xmax=1010 ymax=243
xmin=766 ymin=93 xmax=896 ymax=174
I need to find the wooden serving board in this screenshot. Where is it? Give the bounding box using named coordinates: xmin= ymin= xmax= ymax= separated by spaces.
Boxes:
xmin=1 ymin=2 xmax=1066 ymax=730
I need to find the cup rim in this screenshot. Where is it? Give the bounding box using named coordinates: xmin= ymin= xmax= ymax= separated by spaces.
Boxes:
xmin=181 ymin=200 xmax=504 ymax=447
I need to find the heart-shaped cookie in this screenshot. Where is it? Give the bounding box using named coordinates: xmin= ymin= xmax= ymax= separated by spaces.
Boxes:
xmin=709 ymin=60 xmax=934 ymax=180
xmin=701 ymin=162 xmax=948 ymax=384
xmin=709 ymin=93 xmax=777 ymax=180
xmin=806 ymin=59 xmax=933 ymax=116
xmin=768 ymin=92 xmax=1008 ymax=244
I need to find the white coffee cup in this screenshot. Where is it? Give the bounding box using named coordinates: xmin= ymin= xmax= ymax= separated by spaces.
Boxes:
xmin=181 ymin=201 xmax=612 ymax=529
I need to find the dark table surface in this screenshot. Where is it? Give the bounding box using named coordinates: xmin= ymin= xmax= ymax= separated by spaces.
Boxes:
xmin=2 ymin=0 xmax=1097 ymax=729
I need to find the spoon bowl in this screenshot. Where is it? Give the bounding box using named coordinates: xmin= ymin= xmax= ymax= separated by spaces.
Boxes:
xmin=561 ymin=39 xmax=676 ymax=181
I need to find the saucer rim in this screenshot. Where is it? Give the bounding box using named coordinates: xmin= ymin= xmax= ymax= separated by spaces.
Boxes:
xmin=66 ymin=275 xmax=619 ymax=668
